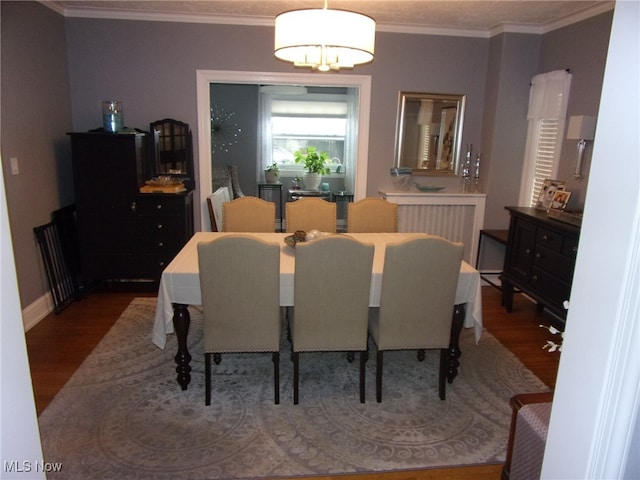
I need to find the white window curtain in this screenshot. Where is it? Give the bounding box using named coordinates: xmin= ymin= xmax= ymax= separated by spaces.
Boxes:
xmin=258 ymin=92 xmax=273 ymax=176
xmin=343 ymin=87 xmax=359 ymax=193
xmin=519 ymin=70 xmax=572 ymax=206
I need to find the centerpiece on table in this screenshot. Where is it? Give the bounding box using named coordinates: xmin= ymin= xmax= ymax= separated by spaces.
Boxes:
xmin=294 ymin=146 xmax=330 ymax=191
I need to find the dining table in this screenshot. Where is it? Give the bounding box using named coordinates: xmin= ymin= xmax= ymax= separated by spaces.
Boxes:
xmin=152 ymin=232 xmax=483 ymax=390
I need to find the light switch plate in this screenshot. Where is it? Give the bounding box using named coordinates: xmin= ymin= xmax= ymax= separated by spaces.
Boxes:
xmin=10 ymin=157 xmax=19 ymax=175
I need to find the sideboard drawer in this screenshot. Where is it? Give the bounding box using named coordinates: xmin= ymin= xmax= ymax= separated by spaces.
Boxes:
xmin=137 ymin=196 xmax=186 ymax=215
xmin=502 ymin=206 xmax=580 ymax=324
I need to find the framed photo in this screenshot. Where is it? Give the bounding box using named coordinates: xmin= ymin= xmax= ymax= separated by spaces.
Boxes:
xmin=536 ymin=179 xmax=567 ymax=210
xmin=550 ymin=190 xmax=571 ymax=211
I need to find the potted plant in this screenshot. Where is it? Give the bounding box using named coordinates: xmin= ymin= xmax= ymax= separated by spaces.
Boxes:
xmin=294 ymin=146 xmax=330 ymax=191
xmin=264 ymin=162 xmax=279 ymax=184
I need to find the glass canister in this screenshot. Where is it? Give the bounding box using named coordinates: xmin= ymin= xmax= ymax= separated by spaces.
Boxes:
xmin=102 ymin=100 xmax=124 ymax=133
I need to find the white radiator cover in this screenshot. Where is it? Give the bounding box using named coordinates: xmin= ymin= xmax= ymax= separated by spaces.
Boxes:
xmin=380 ymin=191 xmax=487 ymax=264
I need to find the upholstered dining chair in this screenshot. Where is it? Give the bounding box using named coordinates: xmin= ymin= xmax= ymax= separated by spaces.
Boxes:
xmin=222 ymin=196 xmax=276 ymax=232
xmin=368 ymin=235 xmax=464 ymax=402
xmin=289 ymin=235 xmax=374 ymax=404
xmin=285 ymin=197 xmax=337 ymax=233
xmin=347 ymin=198 xmax=398 ymax=233
xmin=198 ymin=235 xmax=281 ymax=405
xmin=207 ymin=186 xmax=230 ymax=231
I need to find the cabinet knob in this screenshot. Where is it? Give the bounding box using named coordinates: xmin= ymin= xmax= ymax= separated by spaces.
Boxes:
xmin=159 ymin=261 xmax=165 ymax=267
xmin=158 ymin=241 xmax=164 ymax=247
xmin=535 ymin=252 xmax=541 ymax=259
xmin=157 ymin=224 xmax=163 ymax=229
xmin=525 ymin=248 xmax=531 ymax=255
xmin=532 ymin=274 xmax=538 ymax=282
xmin=542 ymin=234 xmax=548 ymax=240
xmin=156 ymin=204 xmax=162 ymax=210
xmin=130 ymin=202 xmax=137 ymax=212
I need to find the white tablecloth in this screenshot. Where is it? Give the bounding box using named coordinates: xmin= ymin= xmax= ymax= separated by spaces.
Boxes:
xmin=152 ymin=232 xmax=483 ymax=349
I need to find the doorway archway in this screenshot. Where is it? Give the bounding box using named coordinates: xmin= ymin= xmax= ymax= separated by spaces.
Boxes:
xmin=196 ymin=70 xmax=372 ymax=230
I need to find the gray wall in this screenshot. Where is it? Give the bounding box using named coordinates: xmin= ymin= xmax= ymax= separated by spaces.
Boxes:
xmin=1 ymin=1 xmax=73 ymax=308
xmin=539 ymin=13 xmax=612 ymax=208
xmin=0 ymin=1 xmax=613 ymax=309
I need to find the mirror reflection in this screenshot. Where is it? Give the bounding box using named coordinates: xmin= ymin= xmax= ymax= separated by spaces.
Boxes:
xmin=394 ymin=92 xmax=466 ymax=176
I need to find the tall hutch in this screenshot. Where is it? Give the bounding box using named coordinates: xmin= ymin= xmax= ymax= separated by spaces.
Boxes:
xmin=69 ymin=120 xmax=194 ymax=284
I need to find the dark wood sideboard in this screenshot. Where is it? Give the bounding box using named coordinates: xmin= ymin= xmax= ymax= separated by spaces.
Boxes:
xmin=69 ymin=131 xmax=193 ymax=283
xmin=502 ymin=206 xmax=580 ymax=325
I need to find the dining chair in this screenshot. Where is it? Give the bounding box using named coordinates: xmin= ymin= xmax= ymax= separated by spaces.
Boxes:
xmin=207 ymin=186 xmax=230 ymax=231
xmin=368 ymin=235 xmax=464 ymax=402
xmin=347 ymin=197 xmax=398 ymax=233
xmin=289 ymin=235 xmax=374 ymax=404
xmin=222 ymin=196 xmax=276 ymax=232
xmin=198 ymin=234 xmax=281 ymax=405
xmin=285 ymin=197 xmax=337 ymax=233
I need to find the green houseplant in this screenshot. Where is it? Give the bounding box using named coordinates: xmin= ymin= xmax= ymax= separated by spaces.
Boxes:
xmin=294 ymin=146 xmax=331 ymax=175
xmin=264 ymin=161 xmax=279 ymax=184
xmin=294 ymin=147 xmax=330 ymax=191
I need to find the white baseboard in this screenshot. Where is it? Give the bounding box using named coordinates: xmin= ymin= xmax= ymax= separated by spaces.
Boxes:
xmin=22 ymin=292 xmax=54 ymax=332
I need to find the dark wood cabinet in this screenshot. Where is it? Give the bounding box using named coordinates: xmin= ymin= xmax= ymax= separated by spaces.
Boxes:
xmin=136 ymin=193 xmax=193 ymax=277
xmin=502 ymin=206 xmax=580 ymax=324
xmin=69 ymin=131 xmax=193 ymax=283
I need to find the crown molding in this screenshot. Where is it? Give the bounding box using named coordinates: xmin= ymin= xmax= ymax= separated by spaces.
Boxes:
xmin=39 ymin=1 xmax=615 ymax=38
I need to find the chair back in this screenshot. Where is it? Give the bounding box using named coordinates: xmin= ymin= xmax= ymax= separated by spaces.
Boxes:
xmin=222 ymin=196 xmax=275 ymax=232
xmin=373 ymin=235 xmax=464 ymax=350
xmin=207 ymin=186 xmax=230 ymax=231
xmin=347 ymin=198 xmax=398 ymax=233
xmin=292 ymin=235 xmax=373 ymax=352
xmin=286 ymin=197 xmax=337 ymax=233
xmin=198 ymin=235 xmax=280 ymax=353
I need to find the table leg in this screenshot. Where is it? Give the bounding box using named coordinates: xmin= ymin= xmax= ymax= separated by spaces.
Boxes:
xmin=446 ymin=303 xmax=466 ymax=384
xmin=172 ymin=303 xmax=192 ymax=390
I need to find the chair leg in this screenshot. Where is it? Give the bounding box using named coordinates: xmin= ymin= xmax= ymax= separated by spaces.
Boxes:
xmin=205 ymin=353 xmax=212 ymax=405
xmin=272 ymin=352 xmax=280 ymax=405
xmin=359 ymin=351 xmax=366 ymax=403
xmin=438 ymin=349 xmax=447 ymax=400
xmin=293 ymin=351 xmax=299 ymax=405
xmin=376 ymin=350 xmax=384 ymax=403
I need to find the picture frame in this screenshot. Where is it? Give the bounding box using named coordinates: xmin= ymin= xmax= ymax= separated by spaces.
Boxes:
xmin=549 ymin=190 xmax=572 ymax=212
xmin=536 ymin=179 xmax=567 ymax=210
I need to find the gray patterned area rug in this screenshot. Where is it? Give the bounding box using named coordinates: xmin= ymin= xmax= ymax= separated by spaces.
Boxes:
xmin=39 ymin=298 xmax=548 ymax=479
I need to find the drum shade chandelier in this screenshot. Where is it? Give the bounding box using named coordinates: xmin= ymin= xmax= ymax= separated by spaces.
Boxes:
xmin=274 ymin=0 xmax=376 ymax=72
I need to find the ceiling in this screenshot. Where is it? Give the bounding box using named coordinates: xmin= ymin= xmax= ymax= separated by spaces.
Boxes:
xmin=45 ymin=0 xmax=614 ymax=36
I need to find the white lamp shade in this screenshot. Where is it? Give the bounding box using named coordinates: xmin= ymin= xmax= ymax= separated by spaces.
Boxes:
xmin=274 ymin=8 xmax=375 ymax=71
xmin=567 ymin=115 xmax=597 ymax=140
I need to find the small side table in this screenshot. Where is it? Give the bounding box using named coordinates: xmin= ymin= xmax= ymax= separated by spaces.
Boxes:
xmin=258 ymin=183 xmax=283 ymax=232
xmin=331 ymin=192 xmax=354 ymax=232
xmin=476 ymin=229 xmax=509 ymax=291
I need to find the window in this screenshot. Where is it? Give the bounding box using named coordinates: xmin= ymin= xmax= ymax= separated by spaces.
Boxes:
xmin=260 ymin=88 xmax=358 ymax=189
xmin=519 ymin=70 xmax=572 ymax=206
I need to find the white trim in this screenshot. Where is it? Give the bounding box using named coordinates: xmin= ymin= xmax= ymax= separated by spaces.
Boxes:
xmin=22 ymin=292 xmax=54 ymax=332
xmin=41 ymin=1 xmax=614 ymax=38
xmin=196 ymin=70 xmax=371 ymax=231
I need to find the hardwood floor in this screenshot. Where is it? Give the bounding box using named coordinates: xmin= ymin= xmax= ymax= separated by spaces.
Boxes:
xmin=25 ymin=285 xmax=560 ymax=480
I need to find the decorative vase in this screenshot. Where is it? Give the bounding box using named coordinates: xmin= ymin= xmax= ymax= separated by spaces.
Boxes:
xmin=265 ymin=170 xmax=279 ymax=184
xmin=303 ymin=173 xmax=322 ymax=191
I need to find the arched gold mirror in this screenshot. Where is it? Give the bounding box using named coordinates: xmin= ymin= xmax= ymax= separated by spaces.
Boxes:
xmin=394 ymin=92 xmax=466 ymax=176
